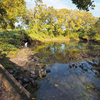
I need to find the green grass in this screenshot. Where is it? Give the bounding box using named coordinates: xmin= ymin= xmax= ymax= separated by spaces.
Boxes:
xmin=0 ymin=29 xmax=26 ymax=57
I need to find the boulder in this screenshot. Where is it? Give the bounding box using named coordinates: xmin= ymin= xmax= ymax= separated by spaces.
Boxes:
xmin=41 ymin=72 xmax=47 ymax=77
xmin=23 ymin=84 xmax=28 ymax=89
xmin=30 ymin=70 xmax=35 ymax=75
xmin=21 ymin=68 xmax=26 ymax=72
xmin=31 ymin=80 xmax=35 ymax=86
xmin=13 ymin=71 xmax=19 ymax=77
xmin=46 ymin=69 xmax=51 ymax=73
xmin=9 ymin=70 xmax=14 ymax=74
xmin=30 ymin=74 xmax=37 ymax=80
xmin=19 ymin=76 xmax=24 ymax=80
xmin=29 ymin=78 xmax=34 ymax=82
xmin=23 ymin=78 xmax=29 ymax=84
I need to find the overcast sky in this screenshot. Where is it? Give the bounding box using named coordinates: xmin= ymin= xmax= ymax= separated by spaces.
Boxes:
xmin=25 ymin=0 xmax=100 ymax=17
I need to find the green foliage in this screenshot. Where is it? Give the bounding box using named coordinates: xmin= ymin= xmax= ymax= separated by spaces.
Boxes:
xmin=0 ymin=0 xmax=26 ymax=29
xmin=71 ymin=0 xmax=95 ymax=11
xmin=1 ymin=43 xmax=17 ymax=51
xmin=0 ymin=30 xmax=27 ymax=54
xmin=25 ymin=3 xmax=97 ymax=41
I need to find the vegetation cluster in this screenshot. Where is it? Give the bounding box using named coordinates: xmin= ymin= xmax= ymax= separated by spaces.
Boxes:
xmin=0 ymin=0 xmax=100 ymax=55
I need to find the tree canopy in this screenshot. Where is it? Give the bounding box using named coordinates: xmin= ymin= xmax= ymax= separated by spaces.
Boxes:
xmin=0 ymin=0 xmax=96 ymax=29
xmin=0 ymin=0 xmax=26 ymax=29
xmin=71 ymin=0 xmax=95 ymax=11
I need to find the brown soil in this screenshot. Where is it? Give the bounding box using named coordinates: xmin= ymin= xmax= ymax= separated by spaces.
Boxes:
xmin=0 ymin=79 xmax=14 ymax=100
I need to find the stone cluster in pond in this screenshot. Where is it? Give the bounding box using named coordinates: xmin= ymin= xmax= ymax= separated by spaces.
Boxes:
xmin=68 ymin=59 xmax=100 ymax=75
xmin=9 ymin=69 xmax=38 ymax=89
xmin=8 ymin=65 xmax=51 ymax=89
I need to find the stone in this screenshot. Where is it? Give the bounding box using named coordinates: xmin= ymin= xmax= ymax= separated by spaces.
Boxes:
xmin=9 ymin=70 xmax=14 ymax=74
xmin=72 ymin=64 xmax=75 ymax=67
xmin=30 ymin=74 xmax=37 ymax=80
xmin=18 ymin=80 xmax=23 ymax=85
xmin=69 ymin=64 xmax=72 ymax=68
xmin=31 ymin=80 xmax=35 ymax=86
xmin=41 ymin=69 xmax=44 ymax=72
xmin=23 ymin=84 xmax=28 ymax=88
xmin=41 ymin=72 xmax=47 ymax=77
xmin=13 ymin=71 xmax=19 ymax=77
xmin=19 ymin=76 xmax=24 ymax=80
xmin=30 ymin=70 xmax=35 ymax=75
xmin=16 ymin=67 xmax=20 ymax=70
xmin=29 ymin=78 xmax=34 ymax=82
xmin=23 ymin=78 xmax=29 ymax=84
xmin=42 ymin=65 xmax=46 ymax=68
xmin=14 ymin=76 xmax=18 ymax=80
xmin=46 ymin=69 xmax=51 ymax=73
xmin=31 ymin=59 xmax=35 ymax=62
xmin=21 ymin=68 xmax=26 ymax=72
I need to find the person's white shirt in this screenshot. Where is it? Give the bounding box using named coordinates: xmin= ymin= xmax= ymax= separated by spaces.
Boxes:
xmin=25 ymin=42 xmax=28 ymax=47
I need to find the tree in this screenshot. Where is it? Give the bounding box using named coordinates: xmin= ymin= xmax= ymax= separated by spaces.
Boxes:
xmin=71 ymin=0 xmax=95 ymax=11
xmin=0 ymin=0 xmax=26 ymax=29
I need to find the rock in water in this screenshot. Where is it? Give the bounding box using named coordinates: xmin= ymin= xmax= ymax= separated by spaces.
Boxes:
xmin=19 ymin=76 xmax=24 ymax=80
xmin=30 ymin=74 xmax=37 ymax=80
xmin=23 ymin=78 xmax=29 ymax=84
xmin=9 ymin=70 xmax=14 ymax=74
xmin=30 ymin=70 xmax=35 ymax=75
xmin=46 ymin=69 xmax=51 ymax=73
xmin=13 ymin=71 xmax=19 ymax=77
xmin=23 ymin=84 xmax=28 ymax=89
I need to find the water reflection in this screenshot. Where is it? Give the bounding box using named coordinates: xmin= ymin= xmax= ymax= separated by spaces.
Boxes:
xmin=31 ymin=41 xmax=100 ymax=100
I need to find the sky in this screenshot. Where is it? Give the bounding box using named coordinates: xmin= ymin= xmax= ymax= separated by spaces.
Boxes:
xmin=25 ymin=0 xmax=100 ymax=17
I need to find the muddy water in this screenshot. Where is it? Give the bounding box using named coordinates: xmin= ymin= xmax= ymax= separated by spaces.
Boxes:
xmin=30 ymin=41 xmax=100 ymax=100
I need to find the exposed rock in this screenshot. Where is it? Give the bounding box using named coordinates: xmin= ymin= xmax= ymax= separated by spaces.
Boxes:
xmin=19 ymin=76 xmax=24 ymax=80
xmin=31 ymin=80 xmax=35 ymax=86
xmin=40 ymin=69 xmax=44 ymax=72
xmin=13 ymin=71 xmax=19 ymax=77
xmin=29 ymin=78 xmax=34 ymax=82
xmin=72 ymin=64 xmax=75 ymax=67
xmin=86 ymin=59 xmax=98 ymax=66
xmin=9 ymin=70 xmax=14 ymax=74
xmin=46 ymin=69 xmax=51 ymax=73
xmin=21 ymin=68 xmax=26 ymax=72
xmin=69 ymin=64 xmax=72 ymax=68
xmin=23 ymin=78 xmax=29 ymax=84
xmin=16 ymin=67 xmax=20 ymax=70
xmin=31 ymin=59 xmax=35 ymax=62
xmin=41 ymin=72 xmax=47 ymax=77
xmin=14 ymin=76 xmax=18 ymax=80
xmin=23 ymin=84 xmax=28 ymax=89
xmin=41 ymin=65 xmax=46 ymax=68
xmin=30 ymin=74 xmax=37 ymax=80
xmin=30 ymin=70 xmax=35 ymax=75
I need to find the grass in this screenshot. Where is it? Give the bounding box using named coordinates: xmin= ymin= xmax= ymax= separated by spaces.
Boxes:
xmin=0 ymin=30 xmax=26 ymax=57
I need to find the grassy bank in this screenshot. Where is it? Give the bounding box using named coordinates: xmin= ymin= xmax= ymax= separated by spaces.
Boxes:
xmin=0 ymin=29 xmax=100 ymax=58
xmin=0 ymin=30 xmax=27 ymax=57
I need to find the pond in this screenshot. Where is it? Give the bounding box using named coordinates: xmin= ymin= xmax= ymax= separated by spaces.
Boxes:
xmin=29 ymin=41 xmax=100 ymax=100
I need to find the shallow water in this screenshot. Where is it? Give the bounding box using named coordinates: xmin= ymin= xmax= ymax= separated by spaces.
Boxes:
xmin=30 ymin=41 xmax=100 ymax=100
